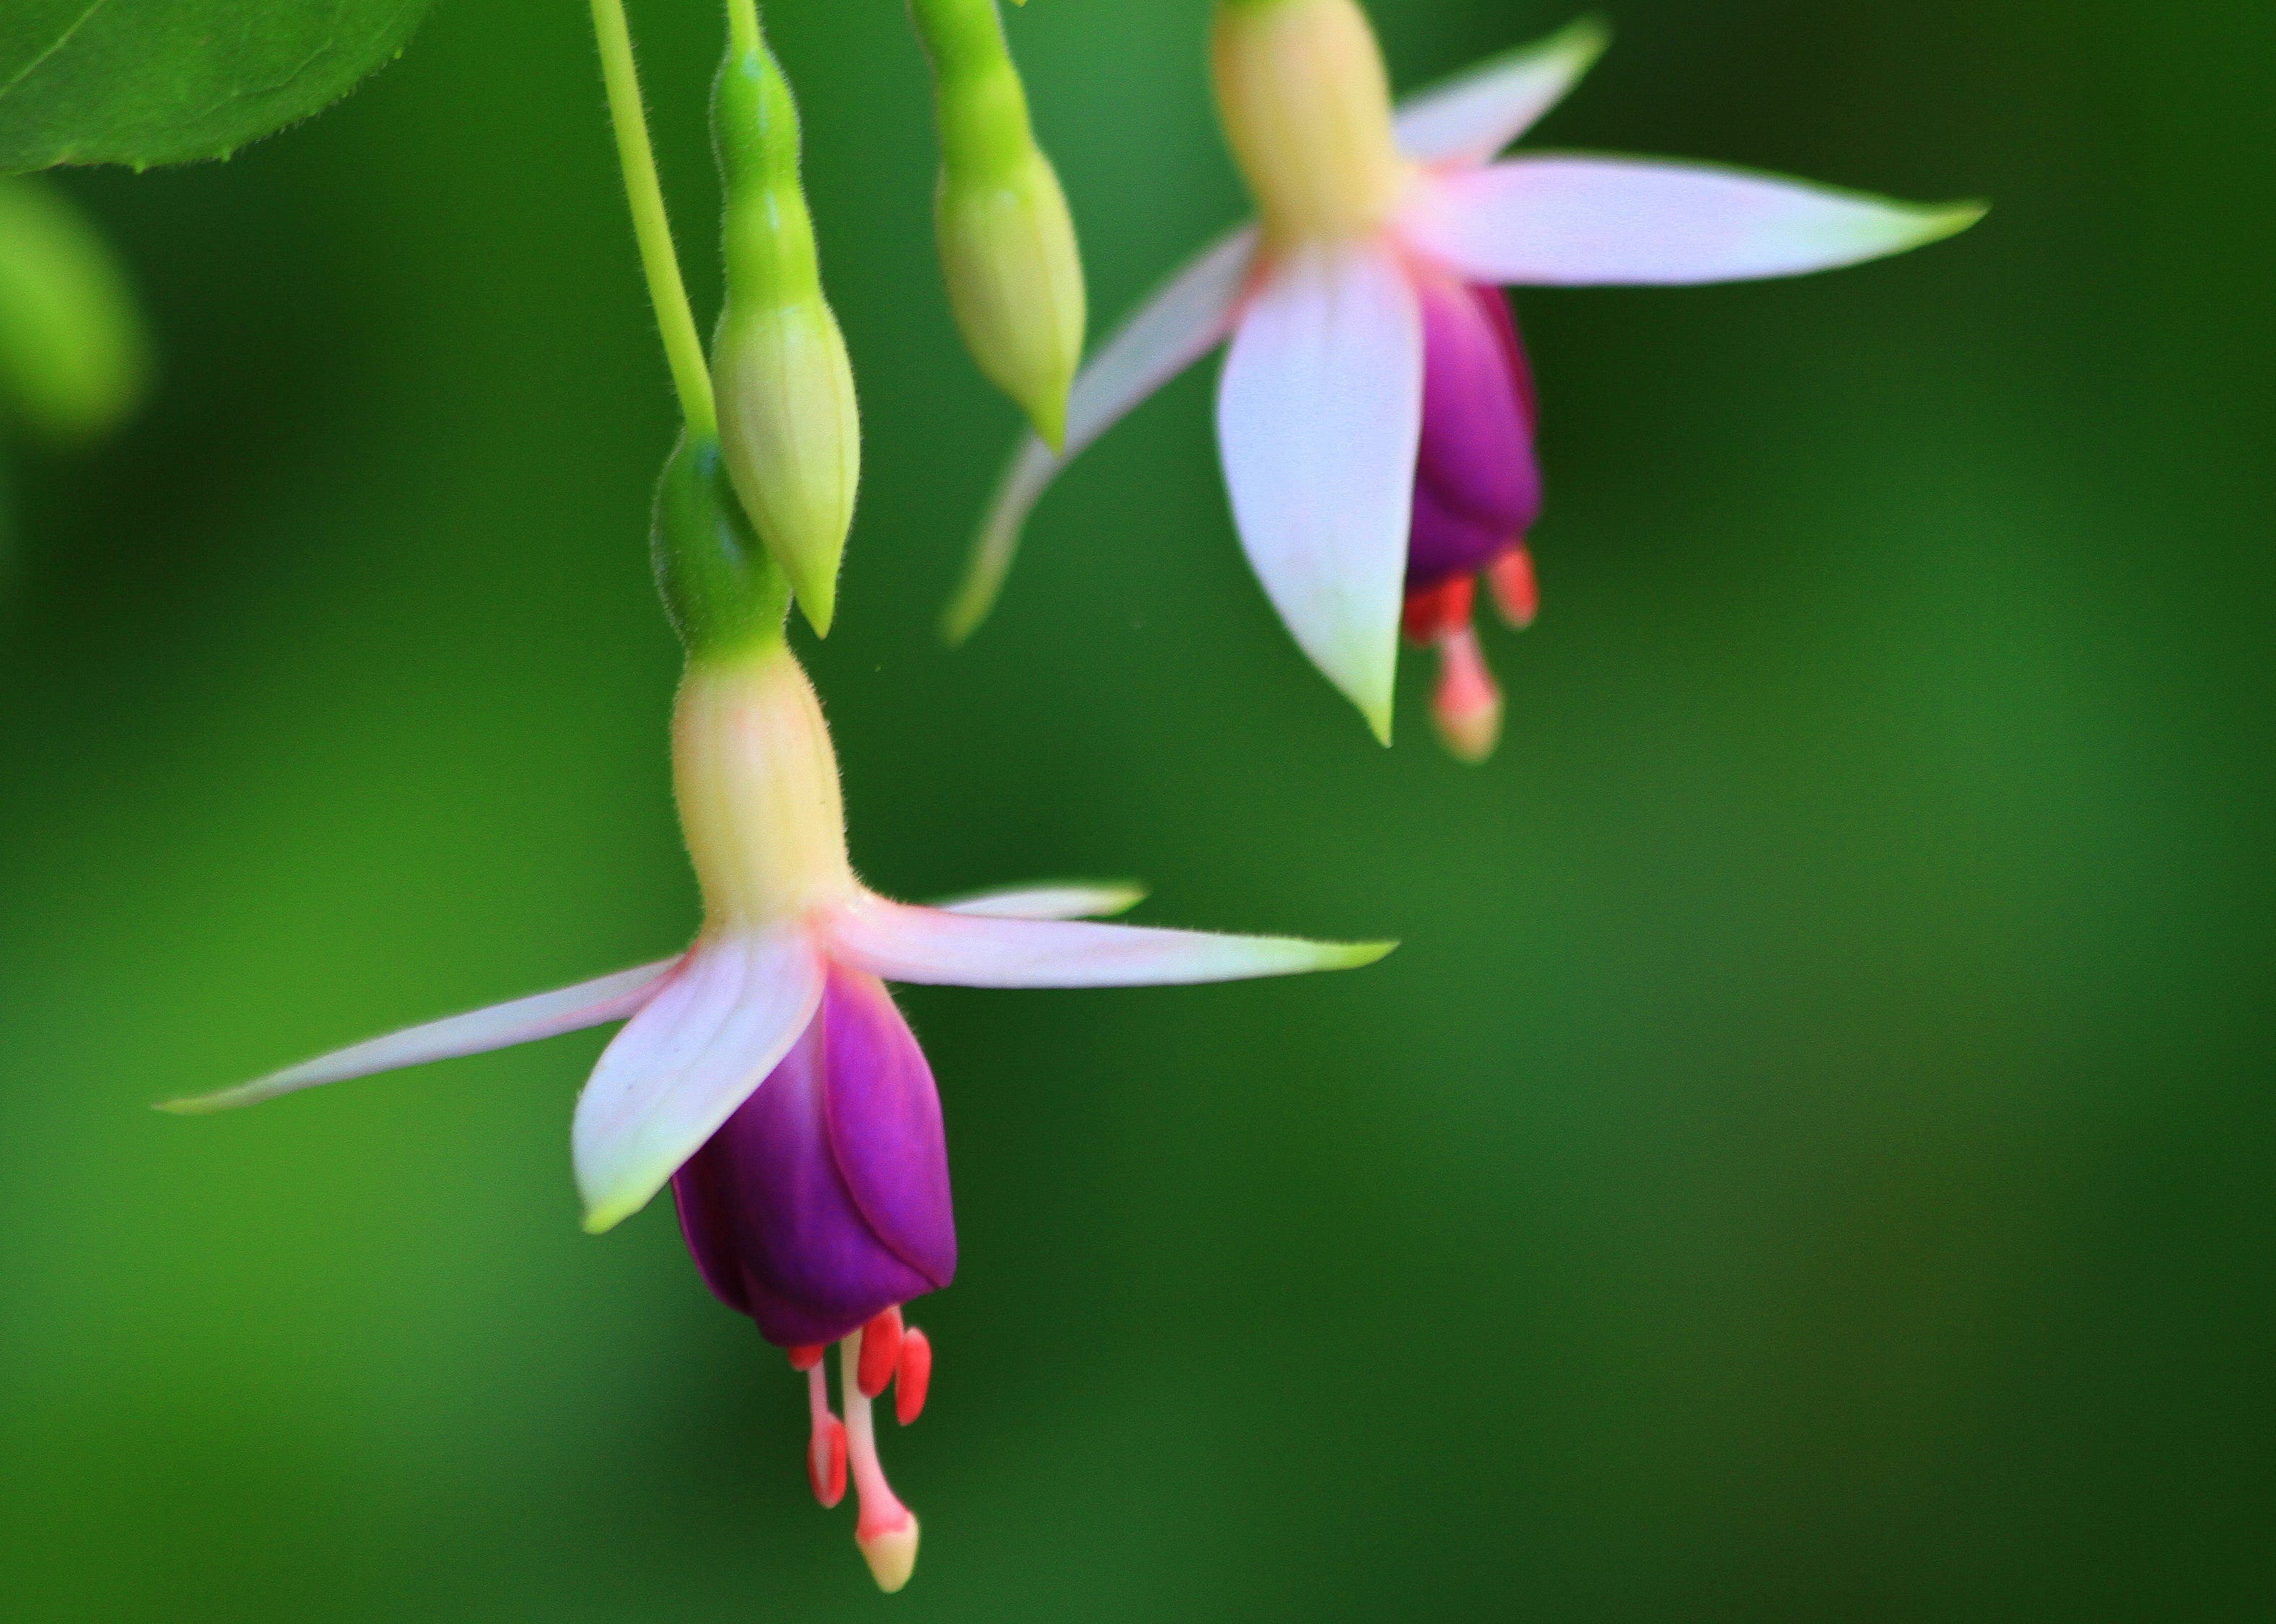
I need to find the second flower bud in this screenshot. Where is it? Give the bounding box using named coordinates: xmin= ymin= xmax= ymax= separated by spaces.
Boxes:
xmin=711 ymin=22 xmax=860 ymax=637
xmin=911 ymin=0 xmax=1085 ymax=451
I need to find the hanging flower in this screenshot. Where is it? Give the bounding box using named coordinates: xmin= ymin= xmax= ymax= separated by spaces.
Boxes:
xmin=944 ymin=3 xmax=1983 ymax=758
xmin=165 ymin=633 xmax=1389 ymax=1591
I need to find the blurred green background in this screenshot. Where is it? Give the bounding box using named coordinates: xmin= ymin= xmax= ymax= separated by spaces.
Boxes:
xmin=3 ymin=1 xmax=2270 ymax=1618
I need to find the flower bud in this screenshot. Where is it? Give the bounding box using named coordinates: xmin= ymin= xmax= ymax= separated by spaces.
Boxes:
xmin=711 ymin=31 xmax=860 ymax=637
xmin=1212 ymin=0 xmax=1408 ymax=243
xmin=0 ymin=178 xmax=149 ymax=448
xmin=910 ymin=0 xmax=1086 ymax=450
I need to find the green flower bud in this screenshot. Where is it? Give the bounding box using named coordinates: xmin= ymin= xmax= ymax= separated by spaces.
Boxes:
xmin=0 ymin=178 xmax=150 ymax=448
xmin=653 ymin=430 xmax=793 ymax=663
xmin=909 ymin=0 xmax=1085 ymax=451
xmin=711 ymin=24 xmax=860 ymax=639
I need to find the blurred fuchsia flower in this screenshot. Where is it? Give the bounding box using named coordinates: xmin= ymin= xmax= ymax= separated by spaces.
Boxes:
xmin=167 ymin=638 xmax=1389 ymax=1590
xmin=950 ymin=2 xmax=1983 ymax=759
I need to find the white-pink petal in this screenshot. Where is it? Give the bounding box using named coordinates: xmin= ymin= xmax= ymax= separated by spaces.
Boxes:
xmin=933 ymin=881 xmax=1147 ymax=921
xmin=825 ymin=896 xmax=1393 ymax=990
xmin=160 ymin=959 xmax=682 ymax=1114
xmin=1403 ymin=156 xmax=1986 ymax=287
xmin=571 ymin=930 xmax=824 ymax=1234
xmin=1393 ymin=17 xmax=1611 ymax=170
xmin=946 ymin=226 xmax=1260 ymax=643
xmin=1215 ymin=240 xmax=1422 ymax=742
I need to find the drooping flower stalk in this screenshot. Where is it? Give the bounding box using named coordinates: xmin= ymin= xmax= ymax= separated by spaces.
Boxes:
xmin=948 ymin=4 xmax=1984 ymax=759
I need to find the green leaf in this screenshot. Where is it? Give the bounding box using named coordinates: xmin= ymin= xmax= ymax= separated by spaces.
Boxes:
xmin=0 ymin=0 xmax=436 ymax=173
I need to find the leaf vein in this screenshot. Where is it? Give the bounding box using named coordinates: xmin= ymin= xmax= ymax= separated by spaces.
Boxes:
xmin=0 ymin=0 xmax=112 ymax=103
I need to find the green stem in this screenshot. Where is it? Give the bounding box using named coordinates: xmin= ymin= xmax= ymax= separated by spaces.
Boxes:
xmin=589 ymin=0 xmax=717 ymax=437
xmin=725 ymin=0 xmax=762 ymax=58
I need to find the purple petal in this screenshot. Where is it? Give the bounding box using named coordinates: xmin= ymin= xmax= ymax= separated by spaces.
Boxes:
xmin=1408 ymin=274 xmax=1540 ymax=592
xmin=670 ymin=1130 xmax=754 ymax=1318
xmin=668 ymin=967 xmax=950 ymax=1347
xmin=1408 ymin=476 xmax=1519 ymax=590
xmin=821 ymin=970 xmax=956 ymax=1291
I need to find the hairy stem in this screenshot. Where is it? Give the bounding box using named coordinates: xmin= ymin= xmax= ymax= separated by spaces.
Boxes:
xmin=590 ymin=0 xmax=718 ymax=436
xmin=725 ymin=0 xmax=762 ymax=58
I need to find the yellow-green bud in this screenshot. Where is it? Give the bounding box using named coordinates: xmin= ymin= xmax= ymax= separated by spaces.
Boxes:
xmin=910 ymin=0 xmax=1085 ymax=451
xmin=0 ymin=178 xmax=149 ymax=448
xmin=711 ymin=25 xmax=860 ymax=638
xmin=1212 ymin=0 xmax=1409 ymax=244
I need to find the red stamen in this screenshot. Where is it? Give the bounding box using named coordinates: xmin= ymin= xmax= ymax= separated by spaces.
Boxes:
xmin=805 ymin=1363 xmax=846 ymax=1508
xmin=1431 ymin=625 xmax=1504 ymax=764
xmin=808 ymin=1415 xmax=848 ymax=1507
xmin=894 ymin=1328 xmax=932 ymax=1426
xmin=857 ymin=1306 xmax=903 ymax=1400
xmin=1402 ymin=575 xmax=1477 ymax=645
xmin=787 ymin=1343 xmax=824 ymax=1373
xmin=1487 ymin=543 xmax=1538 ymax=629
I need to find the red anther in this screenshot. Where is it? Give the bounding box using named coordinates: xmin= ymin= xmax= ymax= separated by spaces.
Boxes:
xmin=786 ymin=1343 xmax=824 ymax=1373
xmin=1487 ymin=543 xmax=1538 ymax=629
xmin=857 ymin=1307 xmax=904 ymax=1400
xmin=808 ymin=1415 xmax=847 ymax=1509
xmin=894 ymin=1328 xmax=932 ymax=1426
xmin=1401 ymin=575 xmax=1477 ymax=645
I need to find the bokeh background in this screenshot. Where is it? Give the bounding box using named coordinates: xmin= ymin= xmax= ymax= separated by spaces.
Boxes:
xmin=3 ymin=1 xmax=2270 ymax=1618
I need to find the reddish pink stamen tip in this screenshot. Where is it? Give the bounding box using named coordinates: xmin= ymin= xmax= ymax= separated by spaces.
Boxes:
xmin=894 ymin=1327 xmax=932 ymax=1426
xmin=1431 ymin=627 xmax=1504 ymax=764
xmin=1402 ymin=575 xmax=1477 ymax=645
xmin=1488 ymin=543 xmax=1539 ymax=629
xmin=786 ymin=1343 xmax=825 ymax=1372
xmin=857 ymin=1306 xmax=904 ymax=1400
xmin=808 ymin=1415 xmax=847 ymax=1509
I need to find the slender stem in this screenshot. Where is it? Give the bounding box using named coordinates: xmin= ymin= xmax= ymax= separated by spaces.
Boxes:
xmin=725 ymin=0 xmax=762 ymax=58
xmin=589 ymin=0 xmax=717 ymax=437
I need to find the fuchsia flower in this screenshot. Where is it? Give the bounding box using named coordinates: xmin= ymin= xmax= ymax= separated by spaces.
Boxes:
xmin=167 ymin=639 xmax=1388 ymax=1590
xmin=949 ymin=3 xmax=1982 ymax=759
